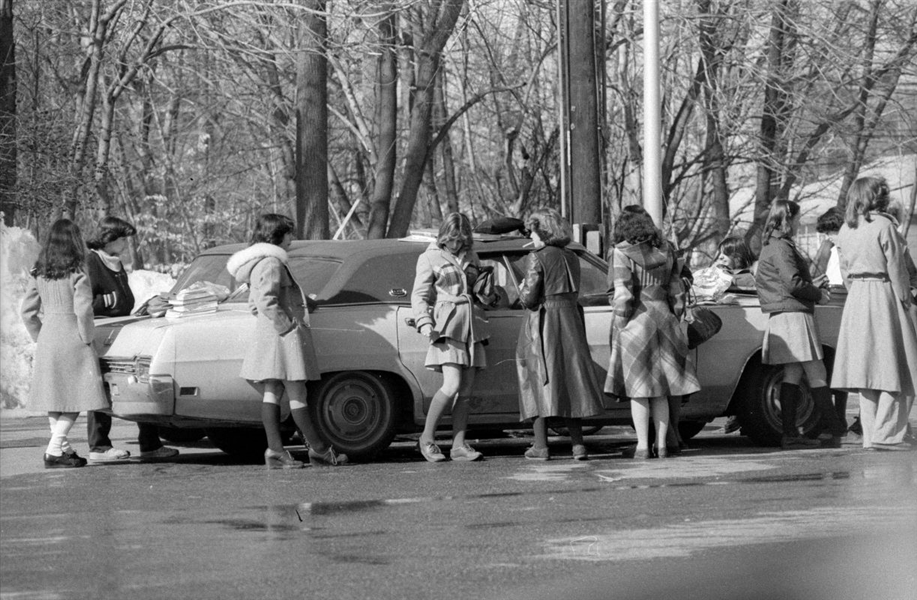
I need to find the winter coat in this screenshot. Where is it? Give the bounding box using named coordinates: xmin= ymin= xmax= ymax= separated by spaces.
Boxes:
xmin=85 ymin=250 xmax=135 ymax=318
xmin=20 ymin=271 xmax=109 ymax=413
xmin=604 ymin=240 xmax=700 ymax=399
xmin=831 ymin=213 xmax=917 ymax=395
xmin=754 ymin=233 xmax=822 ymax=314
xmin=227 ymin=243 xmax=320 ymax=382
xmin=515 ymin=245 xmax=605 ymax=420
xmin=411 ymin=243 xmax=492 ymax=348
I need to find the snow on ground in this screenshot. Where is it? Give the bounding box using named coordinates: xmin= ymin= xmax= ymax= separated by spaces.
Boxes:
xmin=0 ymin=222 xmax=175 ymax=414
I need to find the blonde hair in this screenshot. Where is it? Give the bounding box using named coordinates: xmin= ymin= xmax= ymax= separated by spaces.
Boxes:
xmin=436 ymin=212 xmax=474 ymax=253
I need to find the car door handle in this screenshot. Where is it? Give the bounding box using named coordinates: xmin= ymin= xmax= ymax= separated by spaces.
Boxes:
xmin=404 ymin=318 xmax=416 ymax=327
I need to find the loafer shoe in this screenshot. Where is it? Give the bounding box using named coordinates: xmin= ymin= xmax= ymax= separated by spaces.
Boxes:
xmin=44 ymin=452 xmax=87 ymax=469
xmin=139 ymin=446 xmax=179 ymax=461
xmin=524 ymin=446 xmax=550 ymax=461
xmin=572 ymin=444 xmax=588 ymax=461
xmin=265 ymin=449 xmax=304 ymax=469
xmin=450 ymin=444 xmax=483 ymax=461
xmin=820 ymin=436 xmax=843 ymax=449
xmin=89 ymin=447 xmax=131 ymax=462
xmin=309 ymin=447 xmax=348 ymax=466
xmin=418 ymin=440 xmax=446 ymax=463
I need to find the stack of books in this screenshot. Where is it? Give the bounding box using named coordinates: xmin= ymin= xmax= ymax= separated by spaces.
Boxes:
xmin=164 ymin=287 xmax=219 ymax=319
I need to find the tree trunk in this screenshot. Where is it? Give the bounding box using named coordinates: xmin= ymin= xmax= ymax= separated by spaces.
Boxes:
xmin=751 ymin=0 xmax=796 ymax=250
xmin=0 ymin=0 xmax=16 ymax=226
xmin=296 ymin=0 xmax=329 ymax=240
xmin=366 ymin=5 xmax=398 ymax=239
xmin=387 ymin=0 xmax=465 ymax=238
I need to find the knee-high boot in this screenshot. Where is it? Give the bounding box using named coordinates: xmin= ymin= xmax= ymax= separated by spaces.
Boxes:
xmin=780 ymin=383 xmax=818 ymax=449
xmin=812 ymin=386 xmax=846 ymax=438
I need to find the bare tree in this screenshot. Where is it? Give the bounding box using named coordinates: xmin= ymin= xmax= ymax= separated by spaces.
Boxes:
xmin=0 ymin=0 xmax=15 ymax=225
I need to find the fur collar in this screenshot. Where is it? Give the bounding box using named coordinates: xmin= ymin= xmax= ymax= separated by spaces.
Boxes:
xmin=227 ymin=243 xmax=288 ymax=281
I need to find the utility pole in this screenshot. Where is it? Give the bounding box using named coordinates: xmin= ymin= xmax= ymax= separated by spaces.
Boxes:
xmin=557 ymin=0 xmax=604 ymax=254
xmin=643 ymin=0 xmax=663 ymax=227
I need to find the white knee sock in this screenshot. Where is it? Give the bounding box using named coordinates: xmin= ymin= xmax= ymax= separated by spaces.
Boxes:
xmin=46 ymin=414 xmax=76 ymax=457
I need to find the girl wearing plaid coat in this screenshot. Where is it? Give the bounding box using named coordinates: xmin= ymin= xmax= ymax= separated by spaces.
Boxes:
xmin=411 ymin=213 xmax=496 ymax=462
xmin=604 ymin=206 xmax=700 ymax=459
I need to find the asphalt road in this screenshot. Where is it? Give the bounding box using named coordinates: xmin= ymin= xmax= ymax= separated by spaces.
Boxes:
xmin=1 ymin=414 xmax=915 ymax=600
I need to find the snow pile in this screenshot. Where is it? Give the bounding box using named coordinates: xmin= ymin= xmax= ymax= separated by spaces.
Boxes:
xmin=0 ymin=222 xmax=176 ymax=414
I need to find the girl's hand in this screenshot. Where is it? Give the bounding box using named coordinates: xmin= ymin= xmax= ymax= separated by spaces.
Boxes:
xmin=420 ymin=325 xmax=433 ymax=338
xmin=818 ymin=287 xmax=831 ymax=305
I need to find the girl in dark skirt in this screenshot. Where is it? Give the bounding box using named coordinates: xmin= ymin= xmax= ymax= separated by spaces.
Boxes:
xmin=754 ymin=200 xmax=846 ymax=449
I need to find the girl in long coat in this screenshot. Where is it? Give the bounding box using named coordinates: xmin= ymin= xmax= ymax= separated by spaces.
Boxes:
xmin=605 ymin=206 xmax=700 ymax=459
xmin=755 ymin=200 xmax=846 ymax=449
xmin=411 ymin=212 xmax=496 ymax=462
xmin=515 ymin=209 xmax=604 ymax=461
xmin=20 ymin=219 xmax=108 ymax=468
xmin=831 ymin=177 xmax=917 ymax=451
xmin=227 ymin=213 xmax=346 ymax=469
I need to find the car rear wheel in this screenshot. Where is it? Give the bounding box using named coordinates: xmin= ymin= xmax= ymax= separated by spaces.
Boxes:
xmin=736 ymin=362 xmax=820 ymax=446
xmin=309 ymin=372 xmax=398 ymax=461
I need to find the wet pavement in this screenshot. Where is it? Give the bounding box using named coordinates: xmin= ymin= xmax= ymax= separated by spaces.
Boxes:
xmin=1 ymin=413 xmax=915 ymax=599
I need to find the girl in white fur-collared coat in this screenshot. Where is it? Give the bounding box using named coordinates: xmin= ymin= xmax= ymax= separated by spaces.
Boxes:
xmin=227 ymin=214 xmax=346 ymax=469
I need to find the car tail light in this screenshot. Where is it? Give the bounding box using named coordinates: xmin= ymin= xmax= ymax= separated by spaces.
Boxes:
xmin=99 ymin=356 xmax=153 ymax=383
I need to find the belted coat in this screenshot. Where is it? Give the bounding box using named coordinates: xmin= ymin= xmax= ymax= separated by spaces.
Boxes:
xmin=411 ymin=242 xmax=493 ymax=369
xmin=515 ymin=245 xmax=605 ymax=420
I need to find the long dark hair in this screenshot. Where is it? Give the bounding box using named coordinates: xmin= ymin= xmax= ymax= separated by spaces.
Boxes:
xmin=613 ymin=205 xmax=663 ymax=247
xmin=762 ymin=200 xmax=800 ymax=245
xmin=845 ymin=177 xmax=890 ymax=228
xmin=716 ymin=236 xmax=756 ymax=270
xmin=251 ymin=213 xmax=296 ymax=246
xmin=86 ymin=216 xmax=137 ymax=251
xmin=33 ymin=219 xmax=86 ymax=280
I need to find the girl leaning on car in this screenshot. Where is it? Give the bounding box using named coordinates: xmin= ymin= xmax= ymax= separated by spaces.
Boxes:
xmin=411 ymin=212 xmax=497 ymax=462
xmin=85 ymin=216 xmax=179 ymax=463
xmin=20 ymin=219 xmax=108 ymax=468
xmin=227 ymin=213 xmax=347 ymax=469
xmin=754 ymin=200 xmax=846 ymax=450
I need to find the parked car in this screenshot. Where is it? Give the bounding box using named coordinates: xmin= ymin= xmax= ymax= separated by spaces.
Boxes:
xmin=94 ymin=233 xmax=845 ymax=460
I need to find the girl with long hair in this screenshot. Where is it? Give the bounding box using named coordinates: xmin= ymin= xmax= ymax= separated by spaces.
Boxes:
xmin=831 ymin=178 xmax=917 ymax=451
xmin=754 ymin=200 xmax=846 ymax=449
xmin=21 ymin=219 xmax=108 ymax=468
xmin=411 ymin=212 xmax=496 ymax=462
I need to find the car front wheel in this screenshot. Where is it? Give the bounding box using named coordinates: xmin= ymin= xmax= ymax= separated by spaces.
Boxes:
xmin=309 ymin=372 xmax=398 ymax=461
xmin=736 ymin=362 xmax=820 ymax=446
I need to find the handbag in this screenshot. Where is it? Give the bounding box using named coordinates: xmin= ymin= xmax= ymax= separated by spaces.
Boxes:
xmin=685 ymin=304 xmax=722 ymax=349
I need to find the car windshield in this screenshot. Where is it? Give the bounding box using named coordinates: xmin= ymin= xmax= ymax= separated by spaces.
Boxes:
xmin=171 ymin=254 xmax=341 ymax=303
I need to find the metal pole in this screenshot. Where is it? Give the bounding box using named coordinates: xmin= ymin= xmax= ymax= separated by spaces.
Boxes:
xmin=643 ymin=0 xmax=663 ymax=227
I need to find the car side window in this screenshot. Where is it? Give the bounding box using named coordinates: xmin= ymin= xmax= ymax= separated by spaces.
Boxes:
xmin=479 ymin=257 xmax=520 ymax=310
xmin=494 ymin=250 xmax=610 ymax=308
